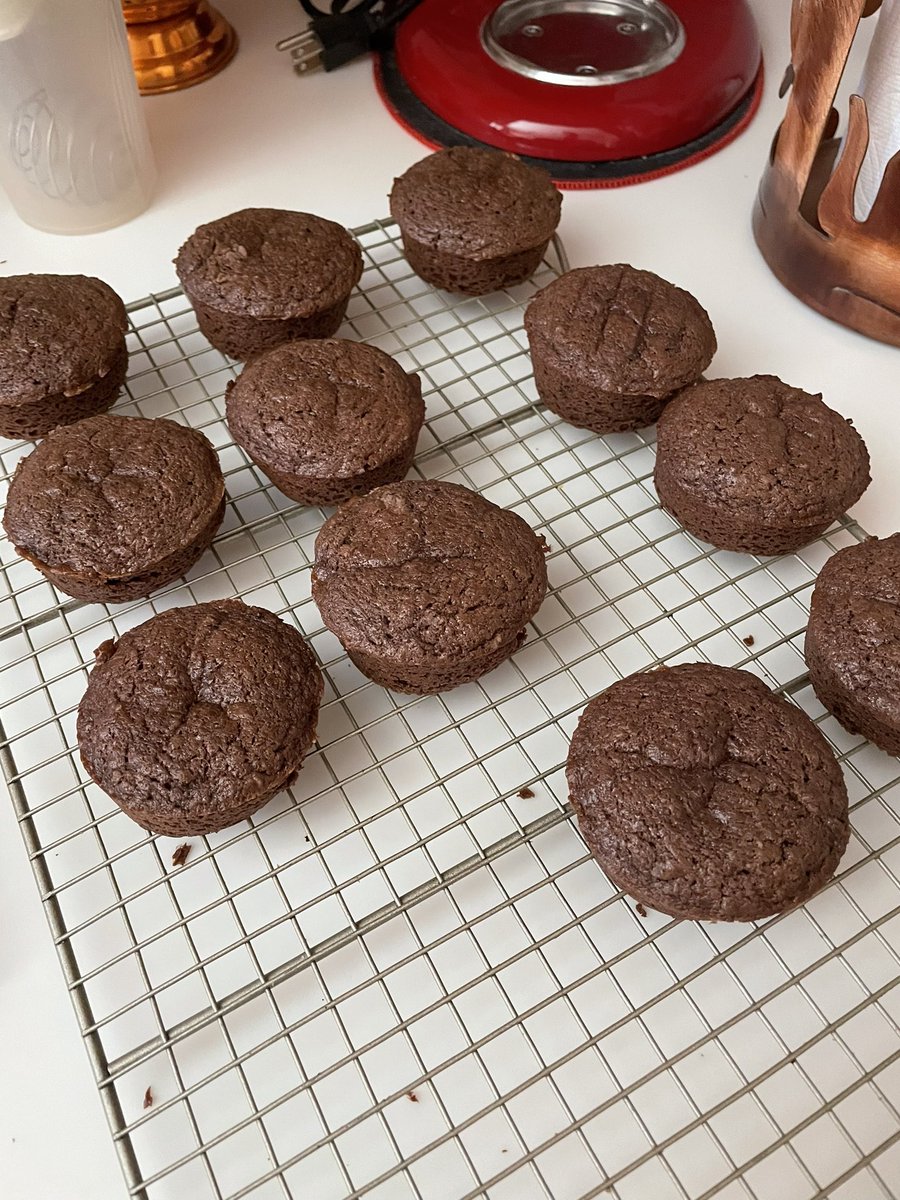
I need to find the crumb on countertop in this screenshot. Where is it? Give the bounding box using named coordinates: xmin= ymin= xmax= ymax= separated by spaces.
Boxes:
xmin=143 ymin=1087 xmax=153 ymax=1110
xmin=742 ymin=635 xmax=755 ymax=647
xmin=635 ymin=902 xmax=648 ymax=918
xmin=517 ymin=786 xmax=535 ymax=799
xmin=406 ymin=1091 xmax=419 ymax=1103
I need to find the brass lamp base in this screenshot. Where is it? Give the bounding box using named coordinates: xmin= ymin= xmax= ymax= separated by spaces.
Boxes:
xmin=122 ymin=1 xmax=238 ymax=95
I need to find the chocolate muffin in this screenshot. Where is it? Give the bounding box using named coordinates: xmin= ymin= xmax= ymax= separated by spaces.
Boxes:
xmin=567 ymin=663 xmax=850 ymax=921
xmin=225 ymin=339 xmax=424 ymax=505
xmin=389 ymin=147 xmax=562 ymax=295
xmin=2 ymin=414 xmax=225 ymax=603
xmin=655 ymin=375 xmax=870 ymax=556
xmin=806 ymin=534 xmax=900 ymax=755
xmin=524 ymin=264 xmax=716 ymax=434
xmin=174 ymin=208 xmax=363 ymax=360
xmin=312 ymin=480 xmax=548 ymax=693
xmin=77 ymin=600 xmax=323 ymax=836
xmin=0 ymin=274 xmax=128 ymax=440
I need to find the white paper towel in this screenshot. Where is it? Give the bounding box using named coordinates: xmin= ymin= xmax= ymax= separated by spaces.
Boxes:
xmin=854 ymin=0 xmax=900 ymax=220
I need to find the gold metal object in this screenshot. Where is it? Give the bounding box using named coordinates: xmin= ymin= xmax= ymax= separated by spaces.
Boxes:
xmin=753 ymin=0 xmax=900 ymax=347
xmin=121 ymin=0 xmax=238 ymax=95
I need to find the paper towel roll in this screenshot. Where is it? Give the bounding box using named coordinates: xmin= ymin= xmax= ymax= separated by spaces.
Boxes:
xmin=854 ymin=0 xmax=900 ymax=220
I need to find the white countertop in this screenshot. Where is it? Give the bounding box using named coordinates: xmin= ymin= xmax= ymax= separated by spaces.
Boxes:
xmin=1 ymin=2 xmax=896 ymax=1196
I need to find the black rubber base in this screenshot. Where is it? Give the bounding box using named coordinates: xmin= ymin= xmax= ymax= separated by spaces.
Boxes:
xmin=376 ymin=45 xmax=762 ymax=185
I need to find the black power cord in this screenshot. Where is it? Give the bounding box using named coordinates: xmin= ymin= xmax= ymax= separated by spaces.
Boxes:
xmin=286 ymin=0 xmax=425 ymax=74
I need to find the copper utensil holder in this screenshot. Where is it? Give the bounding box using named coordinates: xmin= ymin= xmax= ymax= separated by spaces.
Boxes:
xmin=122 ymin=0 xmax=237 ymax=94
xmin=753 ymin=0 xmax=900 ymax=346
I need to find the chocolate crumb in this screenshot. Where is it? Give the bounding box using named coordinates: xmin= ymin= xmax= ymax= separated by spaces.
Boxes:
xmin=171 ymin=843 xmax=192 ymax=868
xmin=143 ymin=1087 xmax=153 ymax=1110
xmin=93 ymin=637 xmax=117 ymax=664
xmin=305 ymin=835 xmax=311 ymax=843
xmin=406 ymin=1091 xmax=419 ymax=1103
xmin=517 ymin=787 xmax=535 ymax=799
xmin=635 ymin=902 xmax=648 ymax=918
xmin=743 ymin=635 xmax=755 ymax=647
xmin=502 ymin=1148 xmax=508 ymax=1154
xmin=540 ymin=538 xmax=551 ymax=555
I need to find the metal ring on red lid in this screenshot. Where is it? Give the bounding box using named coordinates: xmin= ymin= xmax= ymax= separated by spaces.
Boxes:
xmin=481 ymin=0 xmax=686 ymax=88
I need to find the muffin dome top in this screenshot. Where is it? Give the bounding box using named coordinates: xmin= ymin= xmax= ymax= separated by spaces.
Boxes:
xmin=567 ymin=663 xmax=849 ymax=921
xmin=226 ymin=338 xmax=423 ymax=479
xmin=77 ymin=600 xmax=323 ymax=825
xmin=0 ymin=274 xmax=126 ymax=405
xmin=525 ymin=264 xmax=715 ymax=398
xmin=2 ymin=413 xmax=224 ymax=577
xmin=175 ymin=208 xmax=363 ymax=319
xmin=390 ymin=147 xmax=562 ymax=260
xmin=312 ymin=480 xmax=548 ymax=663
xmin=808 ymin=534 xmax=900 ymax=727
xmin=657 ymin=375 xmax=870 ymax=526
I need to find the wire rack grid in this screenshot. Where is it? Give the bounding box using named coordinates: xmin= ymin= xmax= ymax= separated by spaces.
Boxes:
xmin=2 ymin=219 xmax=900 ymax=1200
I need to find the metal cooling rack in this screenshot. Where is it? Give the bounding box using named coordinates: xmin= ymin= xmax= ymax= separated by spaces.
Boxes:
xmin=2 ymin=219 xmax=900 ymax=1200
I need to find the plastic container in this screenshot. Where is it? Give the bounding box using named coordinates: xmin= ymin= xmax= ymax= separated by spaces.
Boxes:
xmin=0 ymin=0 xmax=155 ymax=234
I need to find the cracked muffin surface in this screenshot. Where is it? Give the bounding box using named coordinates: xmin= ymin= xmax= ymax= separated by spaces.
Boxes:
xmin=389 ymin=147 xmax=561 ymax=295
xmin=0 ymin=273 xmax=127 ymax=438
xmin=390 ymin=146 xmax=561 ymax=260
xmin=225 ymin=339 xmax=423 ymax=504
xmin=175 ymin=208 xmax=362 ymax=318
xmin=174 ymin=208 xmax=363 ymax=358
xmin=2 ymin=413 xmax=225 ymax=602
xmin=806 ymin=534 xmax=900 ymax=755
xmin=566 ymin=663 xmax=849 ymax=921
xmin=312 ymin=480 xmax=548 ymax=693
xmin=655 ymin=374 xmax=870 ymax=554
xmin=524 ymin=264 xmax=716 ymax=434
xmin=77 ymin=600 xmax=323 ymax=836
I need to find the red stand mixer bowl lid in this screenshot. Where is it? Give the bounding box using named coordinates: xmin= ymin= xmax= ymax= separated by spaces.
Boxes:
xmin=390 ymin=0 xmax=762 ymax=164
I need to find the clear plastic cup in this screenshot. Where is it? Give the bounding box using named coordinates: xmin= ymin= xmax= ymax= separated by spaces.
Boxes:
xmin=0 ymin=0 xmax=156 ymax=234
